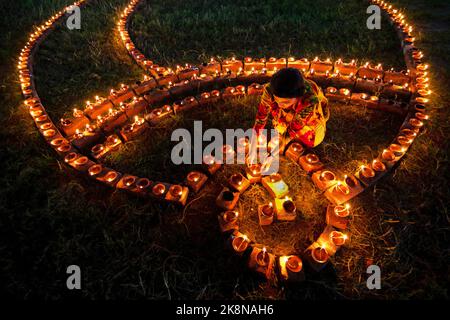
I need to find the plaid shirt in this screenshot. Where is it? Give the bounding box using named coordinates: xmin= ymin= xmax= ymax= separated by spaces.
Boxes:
xmin=253 ymin=79 xmax=328 ymax=147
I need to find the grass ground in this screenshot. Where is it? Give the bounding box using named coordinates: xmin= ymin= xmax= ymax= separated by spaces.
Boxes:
xmin=0 ymin=0 xmax=448 ymax=299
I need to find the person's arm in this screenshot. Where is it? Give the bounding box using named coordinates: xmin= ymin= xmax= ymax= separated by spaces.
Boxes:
xmin=253 ymin=84 xmax=274 ymax=134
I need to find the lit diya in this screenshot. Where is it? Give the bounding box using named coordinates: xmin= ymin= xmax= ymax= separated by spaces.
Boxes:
xmin=311 ymin=246 xmax=329 ymax=264
xmin=329 ymin=231 xmax=347 ymax=246
xmin=169 ymin=185 xmax=183 ymax=198
xmin=136 ymin=178 xmax=151 ymax=190
xmin=122 ymin=175 xmax=136 ymax=188
xmin=104 ymin=171 xmax=119 ymax=183
xmin=360 ymin=165 xmax=375 ymax=179
xmin=319 ymin=170 xmax=336 ymax=182
xmin=187 ymin=171 xmax=200 ymax=183
xmin=283 ymin=199 xmax=296 ymax=214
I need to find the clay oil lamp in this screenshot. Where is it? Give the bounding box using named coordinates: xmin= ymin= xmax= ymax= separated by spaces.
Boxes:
xmin=202 ymin=154 xmax=221 ymax=174
xmin=287 ymin=57 xmax=310 ymax=72
xmin=101 ymin=170 xmax=121 ymax=186
xmin=415 ymin=112 xmax=429 ymax=121
xmin=356 ymin=164 xmax=377 ymax=186
xmin=381 ymin=148 xmax=397 ymax=168
xmin=230 ymin=231 xmax=250 ymax=255
xmin=372 ymin=159 xmax=386 ymax=173
xmin=72 ymin=155 xmax=91 ymax=171
xmin=261 ymin=173 xmax=289 ymax=198
xmin=396 ymin=135 xmax=413 ymax=148
xmin=135 ymin=178 xmax=152 ymax=194
xmin=218 ymin=210 xmax=239 ymax=233
xmin=104 ymin=134 xmax=121 ymax=151
xmin=216 ymin=187 xmax=239 ymax=210
xmin=329 ymin=230 xmax=348 ymax=247
xmin=55 ymin=142 xmax=72 ymax=155
xmin=50 ymin=137 xmax=67 ymax=149
xmin=118 ymin=175 xmax=137 ymax=190
xmin=236 ymin=136 xmax=250 ymax=157
xmin=389 ymin=143 xmax=406 ymax=158
xmin=64 ymin=152 xmax=78 ymax=165
xmin=245 ymin=163 xmax=262 ymax=183
xmin=152 ymin=183 xmax=167 ymax=198
xmin=325 ymin=174 xmax=362 ymax=205
xmin=299 ymin=153 xmax=324 ymax=173
xmin=279 ymin=255 xmax=305 ymax=282
xmin=247 ymin=83 xmax=264 ymax=95
xmin=305 ymin=245 xmax=329 ymax=272
xmin=91 ymin=143 xmax=107 ymax=159
xmin=166 ymin=184 xmax=189 ymax=206
xmin=228 ymin=173 xmax=250 ymax=193
xmin=285 ymin=142 xmax=304 ymax=163
xmin=274 ymin=197 xmax=297 ymax=221
xmin=249 ymin=246 xmax=275 ymax=279
xmin=400 ymin=128 xmax=417 ymax=140
xmin=312 ymin=169 xmax=337 ymax=191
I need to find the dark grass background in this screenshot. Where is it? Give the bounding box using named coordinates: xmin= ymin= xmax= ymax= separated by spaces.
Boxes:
xmin=0 ymin=0 xmax=448 ymax=299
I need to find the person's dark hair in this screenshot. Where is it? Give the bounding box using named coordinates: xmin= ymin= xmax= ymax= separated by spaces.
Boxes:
xmin=270 ymin=68 xmax=305 ymax=98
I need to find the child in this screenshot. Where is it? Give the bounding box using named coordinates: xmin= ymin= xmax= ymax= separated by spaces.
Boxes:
xmin=254 ymin=68 xmax=330 ymax=148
